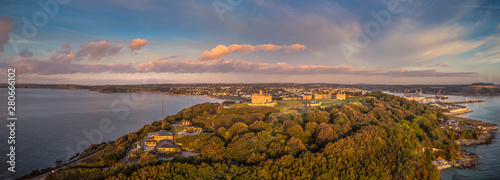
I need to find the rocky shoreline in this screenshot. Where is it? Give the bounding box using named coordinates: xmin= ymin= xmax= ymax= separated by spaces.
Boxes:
xmin=433 ymin=150 xmax=481 ymax=170
xmin=456 ymin=131 xmax=496 ymax=146
xmin=434 ymin=110 xmax=499 ymax=171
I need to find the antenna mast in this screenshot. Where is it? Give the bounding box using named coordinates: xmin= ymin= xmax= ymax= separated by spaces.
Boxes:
xmin=162 ymin=97 xmax=164 ymax=119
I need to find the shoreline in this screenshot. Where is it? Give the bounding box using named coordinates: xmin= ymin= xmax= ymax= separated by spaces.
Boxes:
xmin=162 ymin=92 xmax=245 ymax=102
xmin=436 ymin=109 xmax=499 ymax=172
xmin=16 ymin=87 xmax=239 ymax=102
xmin=434 ymin=150 xmax=481 ymax=170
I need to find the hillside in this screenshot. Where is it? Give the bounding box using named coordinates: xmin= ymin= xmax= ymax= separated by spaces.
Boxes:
xmin=31 ymin=92 xmax=462 ymax=180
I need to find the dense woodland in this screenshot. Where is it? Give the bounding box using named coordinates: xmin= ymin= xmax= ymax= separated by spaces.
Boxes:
xmin=42 ymin=92 xmax=458 ymax=180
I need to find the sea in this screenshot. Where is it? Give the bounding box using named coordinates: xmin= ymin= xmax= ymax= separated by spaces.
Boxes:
xmin=0 ymin=88 xmax=224 ymax=179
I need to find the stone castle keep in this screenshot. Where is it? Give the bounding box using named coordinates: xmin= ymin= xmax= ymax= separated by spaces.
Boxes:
xmin=248 ymin=90 xmax=277 ymax=106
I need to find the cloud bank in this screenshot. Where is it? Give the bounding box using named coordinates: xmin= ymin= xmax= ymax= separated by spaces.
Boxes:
xmin=199 ymin=44 xmax=306 ymax=60
xmin=14 ymin=58 xmax=135 ymax=75
xmin=11 ymin=56 xmax=476 ymax=78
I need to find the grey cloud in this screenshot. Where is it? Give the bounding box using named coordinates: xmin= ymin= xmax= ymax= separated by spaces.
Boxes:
xmin=19 ymin=48 xmax=34 ymax=57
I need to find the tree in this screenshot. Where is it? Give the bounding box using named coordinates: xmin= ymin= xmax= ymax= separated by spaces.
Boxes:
xmin=285 ymin=125 xmax=304 ymax=140
xmin=228 ymin=122 xmax=249 ymax=136
xmin=306 ymin=111 xmax=330 ymax=123
xmin=202 ymin=137 xmax=226 ymax=161
xmin=285 ymin=137 xmax=306 ymax=156
xmin=315 ymin=123 xmax=335 ymax=146
xmin=138 ymin=153 xmax=158 ymax=166
xmin=217 ymin=127 xmax=231 ymax=140
xmin=249 ymin=120 xmax=268 ymax=132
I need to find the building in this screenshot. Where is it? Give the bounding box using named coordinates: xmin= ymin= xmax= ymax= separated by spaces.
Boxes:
xmin=143 ymin=131 xmax=182 ymax=153
xmin=157 ymin=143 xmax=181 ymax=153
xmin=447 ymin=106 xmax=470 ymax=114
xmin=156 ymin=139 xmax=181 ymax=153
xmin=307 ymin=101 xmax=321 ymax=107
xmin=405 ymin=96 xmax=425 ymax=101
xmin=150 ymin=131 xmax=174 ymax=141
xmin=334 ymin=92 xmax=346 ymax=100
xmin=248 ymin=90 xmax=277 ymax=106
xmin=302 ymin=94 xmax=313 ymax=100
xmin=445 ymin=120 xmax=459 ymax=127
xmin=179 ymin=119 xmax=192 ymax=126
xmin=282 ymin=96 xmax=301 ymax=100
xmin=185 ymin=126 xmax=203 ymax=133
xmin=314 ymin=93 xmax=331 ymax=99
xmin=145 ymin=139 xmax=157 ymax=147
xmin=251 ymin=90 xmax=272 ymax=104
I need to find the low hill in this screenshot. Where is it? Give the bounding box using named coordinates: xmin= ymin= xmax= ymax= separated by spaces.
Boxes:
xmin=31 ymin=92 xmax=463 ymax=180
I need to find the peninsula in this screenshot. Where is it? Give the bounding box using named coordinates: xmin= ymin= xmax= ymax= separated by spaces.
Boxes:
xmin=20 ymin=91 xmax=497 ymax=180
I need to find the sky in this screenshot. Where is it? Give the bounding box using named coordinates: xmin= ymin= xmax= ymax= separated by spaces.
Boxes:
xmin=0 ymin=0 xmax=499 ymax=85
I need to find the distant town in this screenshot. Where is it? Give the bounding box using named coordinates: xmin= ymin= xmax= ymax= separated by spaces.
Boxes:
xmin=6 ymin=82 xmax=499 ymax=104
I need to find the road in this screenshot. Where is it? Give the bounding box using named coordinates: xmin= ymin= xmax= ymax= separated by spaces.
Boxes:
xmin=30 ymin=149 xmax=200 ymax=179
xmin=27 ymin=153 xmax=95 ymax=180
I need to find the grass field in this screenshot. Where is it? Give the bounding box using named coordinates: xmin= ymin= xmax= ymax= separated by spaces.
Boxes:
xmin=274 ymin=97 xmax=363 ymax=114
xmin=171 ymin=125 xmax=185 ymax=136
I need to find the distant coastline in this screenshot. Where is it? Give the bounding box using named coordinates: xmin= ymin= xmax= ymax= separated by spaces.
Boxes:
xmin=3 ymin=83 xmax=500 ymax=96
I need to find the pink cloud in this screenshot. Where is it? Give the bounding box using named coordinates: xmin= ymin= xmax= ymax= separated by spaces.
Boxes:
xmin=74 ymin=41 xmax=123 ymax=60
xmin=128 ymin=38 xmax=148 ymax=51
xmin=63 ymin=53 xmax=75 ymax=62
xmin=199 ymin=43 xmax=307 ymax=60
xmin=61 ymin=42 xmax=72 ymax=51
xmin=0 ymin=16 xmax=15 ymax=52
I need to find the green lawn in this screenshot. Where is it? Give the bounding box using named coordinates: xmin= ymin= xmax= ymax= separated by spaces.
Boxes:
xmin=275 ymin=97 xmax=365 ymax=113
xmin=172 ymin=125 xmax=185 ymax=136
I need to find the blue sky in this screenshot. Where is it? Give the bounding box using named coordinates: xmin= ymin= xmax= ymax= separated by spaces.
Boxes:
xmin=0 ymin=0 xmax=499 ymax=84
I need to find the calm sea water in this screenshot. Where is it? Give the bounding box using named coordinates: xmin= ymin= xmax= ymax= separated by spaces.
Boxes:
xmin=439 ymin=95 xmax=500 ymax=180
xmin=0 ymin=89 xmax=224 ymax=179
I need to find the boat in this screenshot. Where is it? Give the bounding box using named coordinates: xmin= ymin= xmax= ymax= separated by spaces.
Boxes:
xmin=434 ymin=90 xmax=449 ymax=99
xmin=435 ymin=95 xmax=449 ymax=99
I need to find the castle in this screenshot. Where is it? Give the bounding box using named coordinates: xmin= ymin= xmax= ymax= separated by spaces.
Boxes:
xmin=248 ymin=90 xmax=277 ymax=106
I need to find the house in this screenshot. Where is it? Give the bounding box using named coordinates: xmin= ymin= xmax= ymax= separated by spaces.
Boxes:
xmin=186 ymin=126 xmax=203 ymax=133
xmin=158 ymin=144 xmax=181 ymax=152
xmin=145 ymin=139 xmax=157 ymax=147
xmin=143 ymin=131 xmax=182 ymax=153
xmin=445 ymin=120 xmax=460 ymax=130
xmin=156 ymin=139 xmax=181 ymax=152
xmin=445 ymin=120 xmax=459 ymax=127
xmin=149 ymin=131 xmax=174 ymax=141
xmin=180 ymin=119 xmax=192 ymax=126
